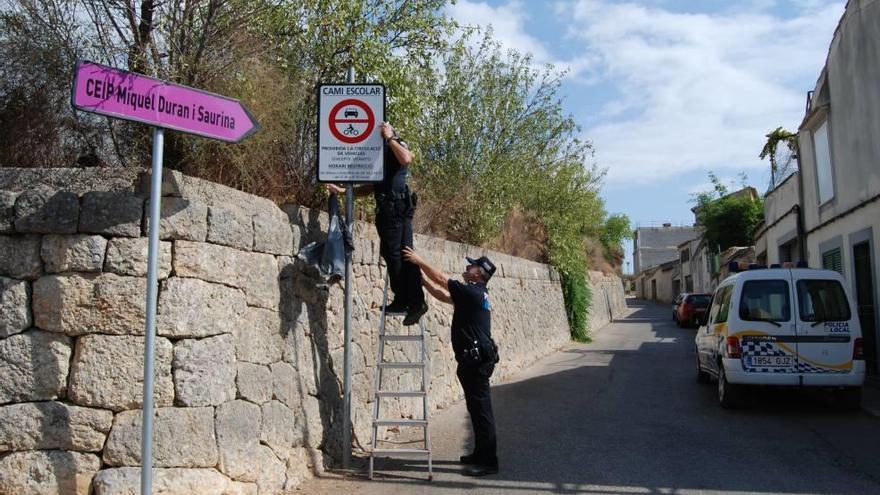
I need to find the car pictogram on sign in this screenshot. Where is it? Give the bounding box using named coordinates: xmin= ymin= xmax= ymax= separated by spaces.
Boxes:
xmin=344 ymin=109 xmax=359 ymax=118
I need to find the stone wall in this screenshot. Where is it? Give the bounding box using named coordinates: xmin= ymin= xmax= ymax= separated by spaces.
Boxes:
xmin=0 ymin=168 xmax=574 ymax=495
xmin=587 ymin=270 xmax=628 ymax=331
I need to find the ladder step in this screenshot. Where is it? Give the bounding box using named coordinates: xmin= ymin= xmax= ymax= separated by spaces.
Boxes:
xmin=378 ymin=363 xmax=424 ymax=369
xmin=380 ymin=334 xmax=424 ymax=342
xmin=374 ymin=419 xmax=428 ymax=427
xmin=372 ymin=448 xmax=430 ymax=455
xmin=376 ymin=391 xmax=426 ymax=397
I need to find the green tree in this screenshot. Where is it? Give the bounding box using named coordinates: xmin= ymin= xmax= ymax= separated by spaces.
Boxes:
xmin=759 ymin=126 xmax=798 ymax=189
xmin=692 ymin=173 xmax=764 ymax=251
xmin=411 ymin=31 xmax=607 ymax=340
xmin=599 ymin=213 xmax=632 ymax=268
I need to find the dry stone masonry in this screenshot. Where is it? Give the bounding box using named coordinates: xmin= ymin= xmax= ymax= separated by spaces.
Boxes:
xmin=0 ymin=167 xmax=624 ymax=494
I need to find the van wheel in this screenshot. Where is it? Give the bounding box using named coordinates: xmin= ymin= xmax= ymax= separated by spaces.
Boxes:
xmin=718 ymin=365 xmax=742 ymax=409
xmin=835 ymin=387 xmax=862 ymax=411
xmin=696 ymin=353 xmax=710 ymax=384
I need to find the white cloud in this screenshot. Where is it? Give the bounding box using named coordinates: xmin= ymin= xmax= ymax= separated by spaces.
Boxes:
xmin=556 ymin=0 xmax=845 ymax=185
xmin=446 ymin=0 xmax=595 ymax=75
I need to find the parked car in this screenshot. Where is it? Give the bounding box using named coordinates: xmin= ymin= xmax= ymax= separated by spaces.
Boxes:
xmin=676 ymin=293 xmax=712 ymax=328
xmin=695 ymin=264 xmax=865 ymax=409
xmin=672 ymin=293 xmax=686 ymax=322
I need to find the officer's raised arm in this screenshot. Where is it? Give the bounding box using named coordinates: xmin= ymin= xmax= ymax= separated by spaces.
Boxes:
xmin=381 ymin=122 xmax=412 ymax=166
xmin=402 ymin=247 xmax=449 ymax=287
xmin=422 ymin=277 xmax=453 ymax=305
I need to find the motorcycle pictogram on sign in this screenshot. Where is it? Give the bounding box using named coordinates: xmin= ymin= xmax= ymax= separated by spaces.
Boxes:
xmin=330 ymin=99 xmax=374 ymax=144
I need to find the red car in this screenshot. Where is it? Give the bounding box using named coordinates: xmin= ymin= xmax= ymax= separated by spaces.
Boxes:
xmin=674 ymin=293 xmax=712 ymax=328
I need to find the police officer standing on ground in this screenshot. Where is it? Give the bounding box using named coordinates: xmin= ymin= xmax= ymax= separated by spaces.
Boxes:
xmin=402 ymin=246 xmax=500 ymax=477
xmin=327 ymin=122 xmax=428 ymax=325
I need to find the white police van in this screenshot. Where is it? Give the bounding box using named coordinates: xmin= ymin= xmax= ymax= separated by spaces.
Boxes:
xmin=695 ymin=262 xmax=866 ymax=409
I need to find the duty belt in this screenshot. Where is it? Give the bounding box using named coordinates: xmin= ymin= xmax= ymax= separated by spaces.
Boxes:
xmin=375 ymin=190 xmax=409 ymax=202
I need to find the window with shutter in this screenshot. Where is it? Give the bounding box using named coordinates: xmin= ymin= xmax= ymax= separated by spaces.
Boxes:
xmin=822 ymin=248 xmax=843 ymax=274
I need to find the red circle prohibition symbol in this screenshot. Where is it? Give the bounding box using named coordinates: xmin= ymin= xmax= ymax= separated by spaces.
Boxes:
xmin=329 ymin=99 xmax=375 ymax=144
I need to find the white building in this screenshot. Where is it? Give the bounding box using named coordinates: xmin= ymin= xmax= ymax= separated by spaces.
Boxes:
xmin=755 ymin=0 xmax=880 ymax=376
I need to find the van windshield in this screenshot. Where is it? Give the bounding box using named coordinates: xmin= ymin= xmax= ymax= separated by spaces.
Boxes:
xmin=739 ymin=280 xmax=791 ymax=322
xmin=796 ymin=279 xmax=851 ymax=322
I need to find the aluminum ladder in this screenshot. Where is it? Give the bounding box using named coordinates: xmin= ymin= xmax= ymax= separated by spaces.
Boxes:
xmin=369 ymin=274 xmax=433 ymax=481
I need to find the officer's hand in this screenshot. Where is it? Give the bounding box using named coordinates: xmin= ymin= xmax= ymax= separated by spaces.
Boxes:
xmin=402 ymin=246 xmax=422 ymax=265
xmin=380 ymin=122 xmax=395 ymax=140
xmin=325 ymin=183 xmax=345 ymax=195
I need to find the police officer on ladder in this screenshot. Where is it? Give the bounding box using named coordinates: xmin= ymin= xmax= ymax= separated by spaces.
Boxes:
xmin=326 ymin=122 xmax=427 ymax=325
xmin=402 ymin=246 xmax=500 ymax=476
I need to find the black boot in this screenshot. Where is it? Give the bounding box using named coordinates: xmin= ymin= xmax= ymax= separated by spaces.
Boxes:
xmin=462 ymin=463 xmax=498 ymax=477
xmin=382 ymin=300 xmax=408 ymax=314
xmin=403 ymin=301 xmax=428 ymax=325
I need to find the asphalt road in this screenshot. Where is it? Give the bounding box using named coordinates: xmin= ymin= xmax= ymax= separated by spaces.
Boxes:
xmin=296 ymin=299 xmax=880 ymax=495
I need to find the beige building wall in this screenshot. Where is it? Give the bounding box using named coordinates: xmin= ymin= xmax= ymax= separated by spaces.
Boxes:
xmin=795 ymin=0 xmax=880 ymax=372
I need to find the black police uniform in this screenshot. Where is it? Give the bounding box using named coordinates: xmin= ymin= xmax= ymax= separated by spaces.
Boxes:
xmin=374 ymin=137 xmax=425 ymax=313
xmin=448 ymin=278 xmax=498 ymax=471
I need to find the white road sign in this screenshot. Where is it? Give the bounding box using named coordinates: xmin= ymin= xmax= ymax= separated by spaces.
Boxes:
xmin=317 ymin=84 xmax=385 ymax=183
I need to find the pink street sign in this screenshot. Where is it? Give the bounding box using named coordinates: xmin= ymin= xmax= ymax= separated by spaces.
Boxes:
xmin=72 ymin=60 xmax=259 ymax=143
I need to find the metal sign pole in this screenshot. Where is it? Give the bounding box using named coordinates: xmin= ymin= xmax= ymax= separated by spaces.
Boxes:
xmin=141 ymin=127 xmax=164 ymax=495
xmin=342 ymin=66 xmax=356 ymax=470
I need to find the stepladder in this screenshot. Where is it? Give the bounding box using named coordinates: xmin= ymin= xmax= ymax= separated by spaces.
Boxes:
xmin=369 ymin=274 xmax=433 ymax=481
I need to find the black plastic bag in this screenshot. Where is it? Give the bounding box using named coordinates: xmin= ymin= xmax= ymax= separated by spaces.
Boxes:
xmin=297 ymin=194 xmax=354 ymax=284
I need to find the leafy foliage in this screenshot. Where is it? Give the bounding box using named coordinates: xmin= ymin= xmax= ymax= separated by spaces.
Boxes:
xmin=759 ymin=126 xmax=798 ymax=190
xmin=0 ymin=1 xmax=632 ymax=340
xmin=599 ymin=213 xmax=632 ymax=268
xmin=692 ymin=173 xmax=764 ymax=251
xmin=563 ymin=272 xmax=592 ymax=342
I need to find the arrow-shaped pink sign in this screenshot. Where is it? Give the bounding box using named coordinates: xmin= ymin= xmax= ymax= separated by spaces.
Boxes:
xmin=72 ymin=60 xmax=259 ymax=143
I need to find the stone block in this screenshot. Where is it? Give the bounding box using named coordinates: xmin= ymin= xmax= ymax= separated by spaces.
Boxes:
xmin=0 ymin=277 xmax=30 ymax=337
xmin=173 ymin=240 xmax=240 ymax=286
xmin=260 ymin=400 xmax=299 ymax=459
xmin=0 ymin=401 xmax=113 ymax=452
xmin=0 ymin=167 xmax=142 ymax=195
xmin=174 ymin=241 xmax=279 ymax=310
xmin=284 ymin=447 xmax=314 ymax=490
xmin=103 ymin=408 xmax=218 ymax=468
xmin=0 ymin=191 xmax=16 ymax=233
xmin=301 ymin=395 xmax=325 ymax=450
xmin=253 ymin=208 xmax=293 ymax=256
xmin=41 ymin=234 xmax=107 ymax=273
xmin=173 ymin=334 xmax=236 ymax=407
xmin=33 ymin=273 xmax=146 ymax=336
xmin=236 ymin=363 xmax=273 ymax=404
xmin=253 ymin=445 xmax=286 ymax=494
xmin=69 ymin=334 xmax=173 ymax=411
xmin=207 ymin=205 xmax=253 ymax=251
xmin=79 ymin=191 xmax=144 ymax=237
xmin=93 ymin=467 xmax=250 ymax=495
xmin=216 ymin=400 xmax=262 ymax=481
xmin=14 ymin=188 xmax=79 ymax=234
xmin=238 ymin=252 xmax=280 ymax=310
xmin=157 ymin=277 xmax=247 ymax=338
xmin=0 ymin=450 xmax=101 ymax=495
xmin=234 ymin=307 xmax=283 ymax=365
xmin=0 ymin=235 xmax=42 ymax=279
xmin=271 ymin=361 xmax=301 ymax=410
xmin=145 ymin=197 xmax=208 ymax=241
xmin=0 ymin=330 xmax=72 ymax=404
xmin=104 ymin=237 xmax=172 ymax=278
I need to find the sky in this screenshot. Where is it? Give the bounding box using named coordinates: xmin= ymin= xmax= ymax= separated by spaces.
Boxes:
xmin=444 ymin=0 xmax=846 ymax=273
